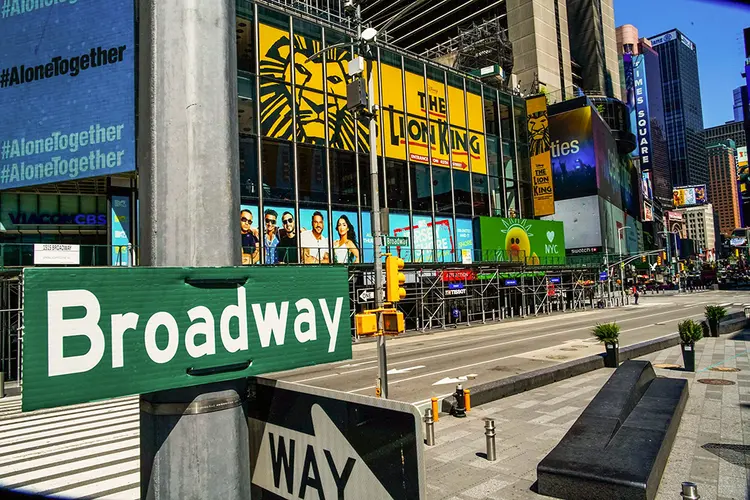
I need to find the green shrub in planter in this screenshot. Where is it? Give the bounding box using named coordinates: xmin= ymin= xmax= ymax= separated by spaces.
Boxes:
xmin=592 ymin=322 xmax=620 ymax=368
xmin=704 ymin=305 xmax=727 ymax=337
xmin=678 ymin=319 xmax=703 ymax=371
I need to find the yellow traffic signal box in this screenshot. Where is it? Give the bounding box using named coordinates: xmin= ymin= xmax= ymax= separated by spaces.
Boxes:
xmin=355 ymin=312 xmax=378 ymax=336
xmin=385 ymin=255 xmax=406 ymax=302
xmin=382 ymin=309 xmax=405 ymax=334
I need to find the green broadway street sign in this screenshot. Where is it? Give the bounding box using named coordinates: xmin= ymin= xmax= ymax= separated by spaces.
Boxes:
xmin=22 ymin=267 xmax=352 ymax=412
xmin=383 ymin=236 xmax=409 ymax=247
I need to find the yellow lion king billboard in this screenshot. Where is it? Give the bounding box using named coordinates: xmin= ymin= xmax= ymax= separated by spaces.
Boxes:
xmin=258 ymin=23 xmax=487 ymax=174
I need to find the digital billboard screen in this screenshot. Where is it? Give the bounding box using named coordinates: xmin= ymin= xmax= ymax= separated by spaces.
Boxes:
xmin=549 ymin=107 xmax=596 ymax=201
xmin=0 ymin=1 xmax=136 ymax=189
xmin=673 ymin=185 xmax=707 ymax=207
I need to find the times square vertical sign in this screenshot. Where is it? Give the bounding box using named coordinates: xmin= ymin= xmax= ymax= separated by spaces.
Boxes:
xmin=0 ymin=0 xmax=136 ymax=189
xmin=632 ymin=55 xmax=652 ymax=167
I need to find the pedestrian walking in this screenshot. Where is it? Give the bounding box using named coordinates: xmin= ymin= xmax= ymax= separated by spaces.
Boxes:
xmin=633 ymin=285 xmax=640 ymax=305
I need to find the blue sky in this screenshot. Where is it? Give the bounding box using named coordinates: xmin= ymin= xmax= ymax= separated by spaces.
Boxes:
xmin=614 ymin=0 xmax=749 ymax=128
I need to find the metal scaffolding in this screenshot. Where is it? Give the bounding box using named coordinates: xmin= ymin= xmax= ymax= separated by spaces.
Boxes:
xmin=350 ymin=262 xmax=604 ymax=334
xmin=421 ymin=17 xmax=514 ymax=88
xmin=0 ymin=271 xmax=23 ymax=385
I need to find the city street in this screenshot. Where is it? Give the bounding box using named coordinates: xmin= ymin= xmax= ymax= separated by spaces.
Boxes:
xmin=0 ymin=290 xmax=748 ymax=499
xmin=268 ymin=290 xmax=750 ymax=405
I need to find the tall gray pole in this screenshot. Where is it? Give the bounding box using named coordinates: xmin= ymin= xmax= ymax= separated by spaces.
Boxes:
xmin=369 ymin=60 xmax=387 ymax=398
xmin=357 ymin=5 xmax=387 ymax=399
xmin=138 ymin=0 xmax=248 ymax=498
xmin=618 ymin=230 xmax=623 ymax=297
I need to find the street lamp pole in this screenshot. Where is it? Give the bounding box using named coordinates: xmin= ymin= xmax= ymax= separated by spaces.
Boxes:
xmin=306 ymin=1 xmax=427 ymax=398
xmin=360 ymin=7 xmax=388 ymax=399
xmin=658 ymin=231 xmax=675 ymax=285
xmin=618 ymin=226 xmax=631 ymax=298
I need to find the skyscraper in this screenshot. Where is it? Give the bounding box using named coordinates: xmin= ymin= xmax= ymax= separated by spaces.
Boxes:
xmin=734 ymin=86 xmax=746 ymax=123
xmin=616 ymin=26 xmax=670 ymax=200
xmin=707 ymin=140 xmax=741 ymax=236
xmin=705 ymin=121 xmax=746 ymax=150
xmin=566 ymin=0 xmax=621 ymax=99
xmin=648 ymin=29 xmax=707 ymax=187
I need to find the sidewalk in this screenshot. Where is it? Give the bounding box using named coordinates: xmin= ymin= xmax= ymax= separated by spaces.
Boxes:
xmin=423 ymin=333 xmax=750 ymax=500
xmin=0 ymin=329 xmax=746 ymax=499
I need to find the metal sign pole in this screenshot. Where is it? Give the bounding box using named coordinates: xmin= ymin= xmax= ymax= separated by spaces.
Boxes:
xmin=138 ymin=0 xmax=248 ymax=498
xmin=360 ymin=6 xmax=388 ymax=399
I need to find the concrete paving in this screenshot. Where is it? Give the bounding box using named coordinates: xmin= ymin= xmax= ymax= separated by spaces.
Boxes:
xmin=0 ymin=290 xmax=748 ymax=499
xmin=423 ymin=334 xmax=750 ymax=500
xmin=268 ymin=290 xmax=747 ymax=405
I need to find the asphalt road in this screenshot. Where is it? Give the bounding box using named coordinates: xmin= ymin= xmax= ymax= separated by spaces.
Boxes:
xmin=266 ymin=290 xmax=750 ymax=406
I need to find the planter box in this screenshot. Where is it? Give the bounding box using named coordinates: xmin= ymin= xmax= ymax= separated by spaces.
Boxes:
xmin=681 ymin=343 xmax=695 ymax=372
xmin=604 ymin=343 xmax=619 ymax=368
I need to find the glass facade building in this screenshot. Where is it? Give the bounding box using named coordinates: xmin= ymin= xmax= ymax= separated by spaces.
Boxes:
xmin=648 ymin=30 xmax=707 ymax=187
xmin=236 ymin=1 xmax=530 ymax=266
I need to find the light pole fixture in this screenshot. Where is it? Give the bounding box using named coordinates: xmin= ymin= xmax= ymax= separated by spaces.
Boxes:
xmin=303 ymin=0 xmax=428 ymax=399
xmin=618 ymin=226 xmax=631 ymax=297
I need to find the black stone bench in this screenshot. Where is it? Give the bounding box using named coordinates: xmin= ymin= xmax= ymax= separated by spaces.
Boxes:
xmin=537 ymin=360 xmax=688 ymax=500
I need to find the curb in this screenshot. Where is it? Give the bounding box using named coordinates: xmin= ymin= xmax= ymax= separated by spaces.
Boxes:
xmin=436 ymin=318 xmax=749 ymax=414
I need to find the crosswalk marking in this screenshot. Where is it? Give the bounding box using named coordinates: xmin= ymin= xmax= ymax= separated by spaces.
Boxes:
xmin=0 ymin=396 xmax=139 ymax=499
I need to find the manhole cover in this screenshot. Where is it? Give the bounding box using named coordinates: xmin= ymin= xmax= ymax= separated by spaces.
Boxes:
xmin=654 ymin=364 xmax=681 ymax=369
xmin=709 ymin=367 xmax=741 ymax=372
xmin=697 ymin=379 xmax=736 ymax=385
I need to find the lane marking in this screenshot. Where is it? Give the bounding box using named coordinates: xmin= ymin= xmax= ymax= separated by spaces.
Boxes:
xmin=347 ymin=317 xmax=704 ymax=394
xmin=294 ymin=305 xmax=717 ymax=384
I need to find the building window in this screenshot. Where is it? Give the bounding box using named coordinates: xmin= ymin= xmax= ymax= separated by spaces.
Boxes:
xmin=432 ymin=167 xmax=453 ymax=214
xmin=386 ymin=160 xmax=409 ymax=210
xmin=411 ymin=164 xmax=432 ymax=212
xmin=329 ymin=150 xmax=358 ymax=206
xmin=297 ymin=145 xmax=328 ymax=204
xmin=454 ymin=170 xmax=472 ymax=215
xmin=239 ymin=136 xmax=259 ymax=201
xmin=473 ymin=174 xmax=489 ymax=216
xmin=261 ymin=140 xmax=294 ymax=203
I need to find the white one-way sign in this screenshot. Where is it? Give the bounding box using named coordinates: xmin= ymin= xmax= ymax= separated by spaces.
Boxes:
xmin=248 ymin=378 xmax=425 ymax=499
xmin=252 ymin=404 xmax=393 ymax=499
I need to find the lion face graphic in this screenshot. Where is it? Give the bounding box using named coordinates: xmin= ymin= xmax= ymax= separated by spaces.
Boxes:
xmin=527 ymin=110 xmax=550 ymax=157
xmin=260 ymin=31 xmax=367 ymax=151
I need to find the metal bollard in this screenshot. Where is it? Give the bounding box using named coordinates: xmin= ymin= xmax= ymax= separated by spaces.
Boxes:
xmin=451 ymin=384 xmax=467 ymax=418
xmin=680 ymin=482 xmax=699 ymax=499
xmin=431 ymin=397 xmax=439 ymax=422
xmin=0 ymin=371 xmax=5 ymax=399
xmin=484 ymin=419 xmax=496 ymax=461
xmin=424 ymin=408 xmax=436 ymax=446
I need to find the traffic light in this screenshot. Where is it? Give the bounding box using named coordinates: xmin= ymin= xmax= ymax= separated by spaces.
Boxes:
xmin=641 ymin=255 xmax=646 ymax=263
xmin=662 ymin=251 xmax=667 ymax=261
xmin=657 ymin=255 xmax=662 ymax=265
xmin=385 ymin=255 xmax=406 ymax=302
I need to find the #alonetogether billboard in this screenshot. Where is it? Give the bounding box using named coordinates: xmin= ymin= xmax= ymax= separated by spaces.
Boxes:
xmin=0 ymin=1 xmax=136 ymax=189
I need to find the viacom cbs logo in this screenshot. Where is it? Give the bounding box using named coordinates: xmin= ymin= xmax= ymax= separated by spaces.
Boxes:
xmin=8 ymin=213 xmax=107 ymax=226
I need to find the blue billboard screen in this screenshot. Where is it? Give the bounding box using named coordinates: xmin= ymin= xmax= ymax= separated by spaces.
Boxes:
xmin=0 ymin=1 xmax=136 ymax=189
xmin=549 ymin=107 xmax=597 ymax=200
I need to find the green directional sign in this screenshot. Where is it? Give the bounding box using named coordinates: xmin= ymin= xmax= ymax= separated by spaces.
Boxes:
xmin=22 ymin=266 xmax=352 ymax=411
xmin=383 ymin=236 xmax=410 ymax=247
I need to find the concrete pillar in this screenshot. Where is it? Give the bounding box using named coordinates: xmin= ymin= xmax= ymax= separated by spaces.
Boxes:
xmin=139 ymin=0 xmax=241 ymax=268
xmin=137 ymin=0 xmax=245 ymax=498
